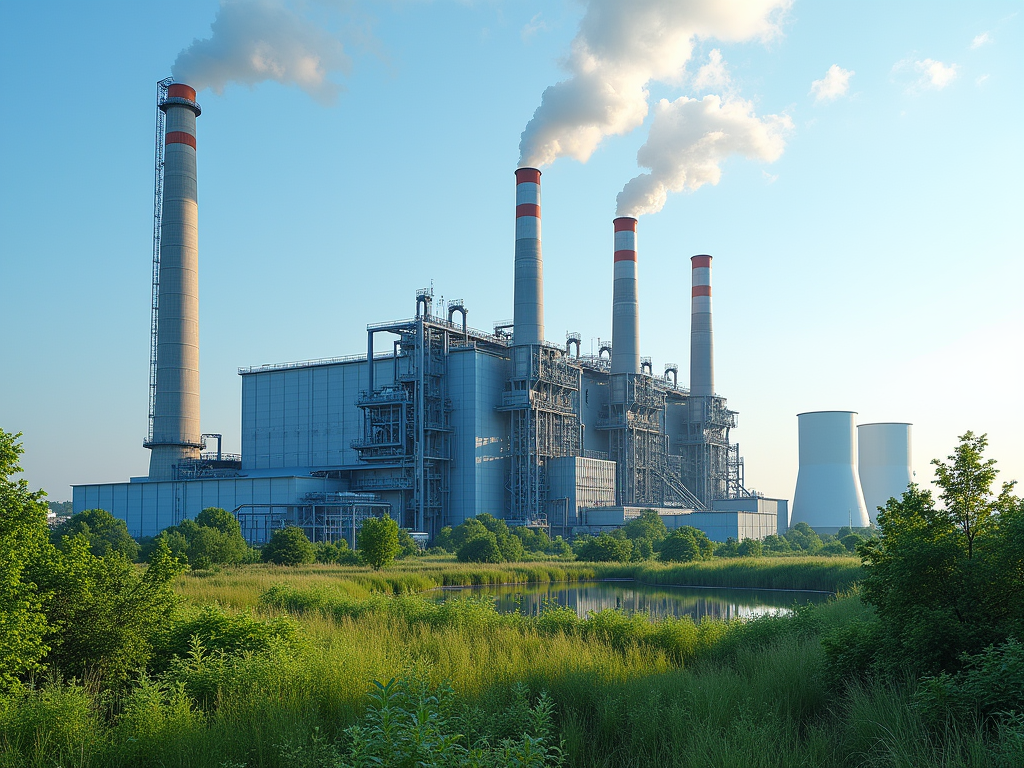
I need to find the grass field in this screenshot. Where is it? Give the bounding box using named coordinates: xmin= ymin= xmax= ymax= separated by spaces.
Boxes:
xmin=2 ymin=556 xmax=1018 ymax=767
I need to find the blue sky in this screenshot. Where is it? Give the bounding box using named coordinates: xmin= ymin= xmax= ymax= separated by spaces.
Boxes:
xmin=1 ymin=1 xmax=1021 ymax=503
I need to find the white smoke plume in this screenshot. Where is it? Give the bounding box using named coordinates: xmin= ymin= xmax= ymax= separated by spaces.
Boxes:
xmin=518 ymin=0 xmax=791 ymax=168
xmin=172 ymin=0 xmax=351 ymax=105
xmin=615 ymin=95 xmax=791 ymax=216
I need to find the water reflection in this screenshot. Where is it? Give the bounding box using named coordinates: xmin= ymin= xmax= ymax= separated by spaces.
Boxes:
xmin=431 ymin=580 xmax=830 ymax=621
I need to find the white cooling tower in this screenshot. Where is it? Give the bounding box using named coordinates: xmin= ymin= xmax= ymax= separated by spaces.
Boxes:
xmin=858 ymin=423 xmax=913 ymax=525
xmin=791 ymin=411 xmax=870 ymax=533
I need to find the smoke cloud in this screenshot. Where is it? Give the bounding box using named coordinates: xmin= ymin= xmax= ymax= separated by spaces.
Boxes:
xmin=615 ymin=95 xmax=791 ymax=216
xmin=518 ymin=0 xmax=791 ymax=168
xmin=172 ymin=0 xmax=351 ymax=105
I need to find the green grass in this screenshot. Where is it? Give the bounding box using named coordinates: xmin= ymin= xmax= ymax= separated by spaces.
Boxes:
xmin=174 ymin=555 xmax=862 ymax=610
xmin=3 ymin=557 xmax=1018 ymax=767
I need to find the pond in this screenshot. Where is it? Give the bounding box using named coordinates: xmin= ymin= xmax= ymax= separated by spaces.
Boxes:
xmin=430 ymin=580 xmax=831 ymax=621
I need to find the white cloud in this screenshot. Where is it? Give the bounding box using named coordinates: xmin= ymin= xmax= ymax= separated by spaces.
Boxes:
xmin=971 ymin=32 xmax=992 ymax=49
xmin=810 ymin=64 xmax=854 ymax=102
xmin=693 ymin=49 xmax=731 ymax=91
xmin=893 ymin=57 xmax=958 ymax=92
xmin=521 ymin=13 xmax=550 ymax=42
xmin=615 ymin=94 xmax=792 ymax=216
xmin=518 ymin=0 xmax=792 ymax=167
xmin=172 ymin=0 xmax=351 ymax=105
xmin=916 ymin=58 xmax=958 ymax=89
xmin=977 ymin=74 xmax=990 ymax=86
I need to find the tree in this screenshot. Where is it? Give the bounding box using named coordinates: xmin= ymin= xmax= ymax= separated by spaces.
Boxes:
xmin=931 ymin=431 xmax=1004 ymax=560
xmin=457 ymin=532 xmax=503 ymax=563
xmin=785 ymin=522 xmax=822 ymax=553
xmin=315 ymin=538 xmax=361 ymax=565
xmin=432 ymin=526 xmax=455 ymax=552
xmin=396 ymin=527 xmax=420 ymax=558
xmin=195 ymin=507 xmax=242 ymax=537
xmin=1 ymin=429 xmax=185 ymax=686
xmin=262 ymin=526 xmax=316 ymax=566
xmin=623 ymin=509 xmax=668 ymax=543
xmin=358 ymin=516 xmax=401 ymax=570
xmin=660 ymin=529 xmax=701 ymax=562
xmin=575 ymin=532 xmax=633 ymax=562
xmin=737 ymin=538 xmax=763 ymax=557
xmin=0 ymin=429 xmax=50 ymax=688
xmin=51 ymin=508 xmax=140 ymax=561
xmin=859 ymin=433 xmax=1023 ymax=675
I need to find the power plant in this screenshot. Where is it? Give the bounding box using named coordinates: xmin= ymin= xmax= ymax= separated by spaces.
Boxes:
xmin=73 ymin=80 xmax=789 ymax=544
xmin=790 ymin=413 xmax=914 ymax=533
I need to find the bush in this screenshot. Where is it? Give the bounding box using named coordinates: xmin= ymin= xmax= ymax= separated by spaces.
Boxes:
xmin=457 ymin=533 xmax=503 ymax=563
xmin=262 ymin=526 xmax=316 ymax=566
xmin=359 ymin=516 xmax=401 ymax=570
xmin=660 ymin=527 xmax=713 ymax=562
xmin=315 ymin=539 xmax=361 ymax=565
xmin=51 ymin=508 xmax=139 ymax=561
xmin=575 ymin=532 xmax=632 ymax=562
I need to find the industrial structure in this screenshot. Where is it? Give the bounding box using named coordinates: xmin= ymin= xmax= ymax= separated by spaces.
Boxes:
xmin=857 ymin=423 xmax=913 ymax=525
xmin=73 ymin=80 xmax=783 ymax=545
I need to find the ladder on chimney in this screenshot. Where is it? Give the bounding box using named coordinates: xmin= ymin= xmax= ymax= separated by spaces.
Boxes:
xmin=146 ymin=77 xmax=173 ymax=446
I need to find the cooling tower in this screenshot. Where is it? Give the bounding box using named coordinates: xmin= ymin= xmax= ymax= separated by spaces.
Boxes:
xmin=858 ymin=423 xmax=913 ymax=525
xmin=791 ymin=411 xmax=870 ymax=533
xmin=513 ymin=167 xmax=544 ymax=346
xmin=147 ymin=83 xmax=202 ymax=480
xmin=611 ymin=217 xmax=639 ymax=374
xmin=690 ymin=255 xmax=714 ymax=396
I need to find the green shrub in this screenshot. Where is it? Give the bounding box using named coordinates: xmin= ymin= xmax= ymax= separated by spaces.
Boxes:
xmin=458 ymin=533 xmax=503 ymax=563
xmin=51 ymin=508 xmax=139 ymax=561
xmin=358 ymin=516 xmax=401 ymax=570
xmin=262 ymin=526 xmax=316 ymax=566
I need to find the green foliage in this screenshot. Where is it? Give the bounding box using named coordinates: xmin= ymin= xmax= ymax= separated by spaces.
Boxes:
xmin=762 ymin=534 xmax=792 ymax=553
xmin=574 ymin=532 xmax=633 ymax=562
xmin=28 ymin=535 xmax=185 ymax=683
xmin=432 ymin=526 xmax=455 ymax=552
xmin=51 ymin=508 xmax=140 ymax=561
xmin=660 ymin=527 xmax=713 ymax=562
xmin=0 ymin=429 xmax=50 ymax=689
xmin=396 ymin=527 xmax=421 ymax=558
xmin=457 ymin=532 xmax=503 ymax=563
xmin=737 ymin=538 xmax=763 ymax=557
xmin=263 ymin=526 xmax=317 ymax=566
xmin=155 ymin=508 xmax=249 ymax=568
xmin=856 ymin=432 xmax=1023 ymax=678
xmin=622 ymin=509 xmax=668 ymax=543
xmin=315 ymin=539 xmax=361 ymax=565
xmin=785 ymin=522 xmax=823 ymax=553
xmin=358 ymin=516 xmax=401 ymax=570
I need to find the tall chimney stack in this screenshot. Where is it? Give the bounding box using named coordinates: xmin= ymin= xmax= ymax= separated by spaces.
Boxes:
xmin=148 ymin=83 xmax=202 ymax=480
xmin=513 ymin=167 xmax=544 ymax=346
xmin=689 ymin=254 xmax=714 ymax=396
xmin=611 ymin=217 xmax=640 ymax=374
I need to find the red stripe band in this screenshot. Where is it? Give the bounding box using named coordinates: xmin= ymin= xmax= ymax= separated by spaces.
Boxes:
xmin=515 ymin=168 xmax=541 ymax=184
xmin=613 ymin=217 xmax=637 ymax=232
xmin=691 ymin=255 xmax=712 ymax=268
xmin=692 ymin=285 xmax=711 ymax=297
xmin=168 ymin=84 xmax=197 ymax=101
xmin=516 ymin=203 xmax=540 ymax=218
xmin=614 ymin=250 xmax=637 ymax=262
xmin=166 ymin=131 xmax=196 ymax=148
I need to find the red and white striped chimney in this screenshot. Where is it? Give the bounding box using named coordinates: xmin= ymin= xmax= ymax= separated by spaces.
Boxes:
xmin=611 ymin=217 xmax=640 ymax=375
xmin=513 ymin=167 xmax=544 ymax=346
xmin=148 ymin=83 xmax=202 ymax=480
xmin=689 ymin=254 xmax=714 ymax=397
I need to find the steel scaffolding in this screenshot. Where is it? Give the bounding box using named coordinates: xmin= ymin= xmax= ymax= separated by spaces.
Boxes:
xmin=499 ymin=344 xmax=581 ymax=526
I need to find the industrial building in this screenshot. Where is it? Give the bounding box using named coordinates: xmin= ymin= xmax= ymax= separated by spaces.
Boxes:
xmin=73 ymin=81 xmax=782 ymax=544
xmin=790 ymin=412 xmax=913 ymax=533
